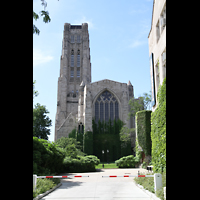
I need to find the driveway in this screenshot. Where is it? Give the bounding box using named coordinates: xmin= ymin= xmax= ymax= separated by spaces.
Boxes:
xmin=40 ymin=168 xmax=157 ymax=200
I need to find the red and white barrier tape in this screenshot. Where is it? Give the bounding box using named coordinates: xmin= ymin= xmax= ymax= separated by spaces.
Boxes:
xmin=102 ymin=175 xmax=154 ymax=178
xmin=37 ymin=175 xmax=89 ymax=178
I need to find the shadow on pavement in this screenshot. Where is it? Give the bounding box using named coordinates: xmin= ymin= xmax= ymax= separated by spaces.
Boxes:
xmin=59 ymin=180 xmax=83 ymax=189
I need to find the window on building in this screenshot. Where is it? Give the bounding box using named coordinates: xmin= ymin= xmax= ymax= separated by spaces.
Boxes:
xmin=94 ymin=90 xmax=119 ymax=124
xmin=71 ymin=35 xmax=74 ymax=43
xmin=71 ymin=70 xmax=74 ymax=77
xmin=156 ymin=21 xmax=160 ymax=42
xmin=77 ymin=69 xmax=80 ymax=77
xmin=162 ymin=50 xmax=166 ymax=79
xmin=77 ymin=50 xmax=80 ymax=67
xmin=71 ymin=50 xmax=74 ymax=67
xmin=160 ymin=5 xmax=166 ymax=33
xmin=155 ymin=62 xmax=160 ymax=96
xmin=77 ymin=35 xmax=81 ymax=43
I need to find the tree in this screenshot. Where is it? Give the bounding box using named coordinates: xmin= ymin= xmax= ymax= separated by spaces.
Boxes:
xmin=128 ymin=91 xmax=152 ymax=118
xmin=33 ymin=80 xmax=39 ymax=99
xmin=33 ymin=103 xmax=52 ymax=140
xmin=33 ymin=0 xmax=59 ymax=35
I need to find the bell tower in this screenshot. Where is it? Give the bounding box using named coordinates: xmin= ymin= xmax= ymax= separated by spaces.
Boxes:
xmin=55 ymin=23 xmax=91 ymax=140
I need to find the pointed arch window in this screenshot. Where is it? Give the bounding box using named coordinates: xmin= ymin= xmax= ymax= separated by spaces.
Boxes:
xmin=94 ymin=90 xmax=119 ymax=123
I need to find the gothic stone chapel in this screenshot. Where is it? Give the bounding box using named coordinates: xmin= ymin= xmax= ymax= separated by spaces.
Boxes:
xmin=55 ymin=23 xmax=135 ymax=161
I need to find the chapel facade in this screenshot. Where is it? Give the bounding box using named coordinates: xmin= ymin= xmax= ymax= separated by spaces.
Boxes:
xmin=55 ymin=23 xmax=135 ymax=144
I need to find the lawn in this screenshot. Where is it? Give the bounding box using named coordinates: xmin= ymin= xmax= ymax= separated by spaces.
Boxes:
xmin=95 ymin=162 xmax=118 ymax=169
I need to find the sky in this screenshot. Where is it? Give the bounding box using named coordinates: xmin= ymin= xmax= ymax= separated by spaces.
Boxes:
xmin=33 ymin=0 xmax=154 ymax=142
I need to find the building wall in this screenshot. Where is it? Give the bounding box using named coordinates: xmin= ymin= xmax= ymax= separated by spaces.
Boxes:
xmin=79 ymin=79 xmax=133 ymax=133
xmin=55 ymin=23 xmax=134 ymax=142
xmin=55 ymin=23 xmax=91 ymax=140
xmin=148 ymin=0 xmax=166 ymax=112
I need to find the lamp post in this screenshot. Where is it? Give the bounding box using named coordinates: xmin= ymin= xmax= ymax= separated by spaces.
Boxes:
xmin=102 ymin=150 xmax=104 ymax=168
xmin=107 ymin=149 xmax=109 ymax=164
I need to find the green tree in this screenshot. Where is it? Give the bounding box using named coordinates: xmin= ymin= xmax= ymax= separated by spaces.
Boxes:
xmin=128 ymin=91 xmax=151 ymax=118
xmin=33 ymin=103 xmax=52 ymax=140
xmin=33 ymin=0 xmax=59 ymax=35
xmin=33 ymin=80 xmax=39 ymax=99
xmin=55 ymin=137 xmax=83 ymax=158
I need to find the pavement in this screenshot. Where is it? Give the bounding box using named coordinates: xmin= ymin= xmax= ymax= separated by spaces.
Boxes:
xmin=40 ymin=168 xmax=160 ymax=200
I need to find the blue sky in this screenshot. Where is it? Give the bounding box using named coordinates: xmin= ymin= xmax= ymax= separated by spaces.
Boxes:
xmin=33 ymin=0 xmax=153 ymax=141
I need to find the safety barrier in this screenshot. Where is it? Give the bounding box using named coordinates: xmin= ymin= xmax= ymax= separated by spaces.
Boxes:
xmin=102 ymin=175 xmax=154 ymax=178
xmin=33 ymin=174 xmax=89 ymax=191
xmin=102 ymin=173 xmax=162 ymax=192
xmin=33 ymin=173 xmax=162 ymax=192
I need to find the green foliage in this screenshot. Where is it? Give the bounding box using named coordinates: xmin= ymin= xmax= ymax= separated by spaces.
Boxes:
xmin=33 ymin=0 xmax=53 ymax=35
xmin=95 ymin=162 xmax=118 ymax=169
xmin=115 ymin=155 xmax=138 ymax=168
xmin=68 ymin=129 xmax=76 ymax=139
xmin=62 ymin=155 xmax=100 ymax=173
xmin=33 ymin=80 xmax=39 ymax=99
xmin=134 ymin=171 xmax=166 ymax=200
xmin=135 ymin=110 xmax=152 ymax=157
xmin=83 ymin=131 xmax=93 ymax=155
xmin=92 ymin=119 xmax=128 ymax=162
xmin=128 ymin=91 xmax=151 ymax=119
xmin=33 ymin=137 xmax=65 ymax=175
xmin=151 ymin=77 xmax=166 ymax=173
xmin=33 ymin=103 xmax=52 ymax=140
xmin=33 ymin=178 xmax=60 ymax=198
xmin=54 ymin=137 xmax=83 ymax=158
xmin=134 ymin=172 xmax=155 ymax=193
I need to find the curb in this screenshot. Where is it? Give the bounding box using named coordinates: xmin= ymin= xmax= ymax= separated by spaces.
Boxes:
xmin=134 ymin=181 xmax=161 ymax=200
xmin=33 ymin=182 xmax=62 ymax=200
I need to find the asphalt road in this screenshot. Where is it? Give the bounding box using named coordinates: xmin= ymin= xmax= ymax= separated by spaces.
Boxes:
xmin=40 ymin=168 xmax=158 ymax=200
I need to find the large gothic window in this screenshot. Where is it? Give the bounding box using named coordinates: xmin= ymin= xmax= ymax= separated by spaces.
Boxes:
xmin=94 ymin=90 xmax=119 ymax=124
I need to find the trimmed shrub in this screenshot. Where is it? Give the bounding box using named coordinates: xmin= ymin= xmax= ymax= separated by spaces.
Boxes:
xmin=135 ymin=110 xmax=152 ymax=157
xmin=115 ymin=155 xmax=137 ymax=168
xmin=62 ymin=155 xmax=100 ymax=173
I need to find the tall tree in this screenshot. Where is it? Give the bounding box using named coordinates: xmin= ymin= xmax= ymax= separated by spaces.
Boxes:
xmin=33 ymin=103 xmax=52 ymax=140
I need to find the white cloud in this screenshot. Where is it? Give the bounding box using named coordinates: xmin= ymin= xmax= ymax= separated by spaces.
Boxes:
xmin=33 ymin=48 xmax=53 ymax=68
xmin=73 ymin=16 xmax=94 ymax=29
xmin=129 ymin=40 xmax=147 ymax=48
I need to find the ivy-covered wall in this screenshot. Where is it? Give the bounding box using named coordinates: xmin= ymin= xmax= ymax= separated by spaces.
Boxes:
xmin=69 ymin=119 xmax=132 ymax=162
xmin=83 ymin=131 xmax=93 ymax=155
xmin=92 ymin=119 xmax=130 ymax=162
xmin=135 ymin=110 xmax=152 ymax=157
xmin=151 ymin=77 xmax=166 ymax=172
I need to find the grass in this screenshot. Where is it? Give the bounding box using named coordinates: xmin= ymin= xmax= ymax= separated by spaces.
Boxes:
xmin=134 ymin=171 xmax=166 ymax=200
xmin=33 ymin=178 xmax=60 ymax=198
xmin=95 ymin=162 xmax=118 ymax=169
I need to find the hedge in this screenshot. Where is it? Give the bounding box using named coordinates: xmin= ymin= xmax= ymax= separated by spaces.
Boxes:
xmin=135 ymin=110 xmax=152 ymax=157
xmin=62 ymin=155 xmax=100 ymax=173
xmin=151 ymin=77 xmax=166 ymax=172
xmin=115 ymin=155 xmax=138 ymax=168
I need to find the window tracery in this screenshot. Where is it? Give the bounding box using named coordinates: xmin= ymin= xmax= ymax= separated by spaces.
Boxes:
xmin=94 ymin=90 xmax=119 ymax=124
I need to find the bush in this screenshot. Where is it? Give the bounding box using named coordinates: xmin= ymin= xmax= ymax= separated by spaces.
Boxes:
xmin=115 ymin=155 xmax=138 ymax=168
xmin=33 ymin=178 xmax=60 ymax=198
xmin=62 ymin=155 xmax=100 ymax=173
xmin=33 ymin=137 xmax=65 ymax=175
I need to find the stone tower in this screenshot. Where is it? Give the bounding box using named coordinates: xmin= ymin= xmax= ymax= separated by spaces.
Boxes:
xmin=55 ymin=23 xmax=91 ymax=140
